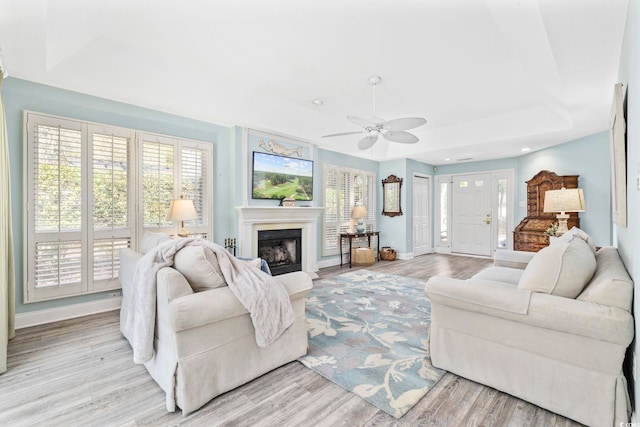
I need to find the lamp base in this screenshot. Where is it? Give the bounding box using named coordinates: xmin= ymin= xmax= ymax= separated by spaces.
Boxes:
xmin=356 ymin=219 xmax=365 ymax=233
xmin=555 ymin=213 xmax=570 ymax=236
xmin=178 ymin=226 xmax=190 ymax=237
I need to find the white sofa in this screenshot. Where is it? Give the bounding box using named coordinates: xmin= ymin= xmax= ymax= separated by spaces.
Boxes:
xmin=118 ymin=239 xmax=313 ymax=415
xmin=425 ymin=230 xmax=634 ymax=427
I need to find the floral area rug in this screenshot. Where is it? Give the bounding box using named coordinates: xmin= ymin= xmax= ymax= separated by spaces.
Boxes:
xmin=298 ymin=269 xmax=444 ymax=418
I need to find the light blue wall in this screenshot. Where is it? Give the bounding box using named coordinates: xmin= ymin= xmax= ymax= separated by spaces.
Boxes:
xmin=433 ymin=134 xmax=611 ymax=247
xmin=2 ymin=77 xmax=234 ymax=314
xmin=616 ymin=0 xmax=640 ymax=415
xmin=378 ymin=159 xmax=408 ymax=252
xmin=436 ymin=158 xmax=517 ymax=176
xmin=516 ymin=132 xmax=611 ymax=246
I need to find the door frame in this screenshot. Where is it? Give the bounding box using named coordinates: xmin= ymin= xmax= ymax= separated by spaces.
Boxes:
xmin=451 ymin=172 xmax=493 ymax=256
xmin=412 ymin=173 xmax=432 ymax=256
xmin=435 ymin=169 xmax=515 ymax=256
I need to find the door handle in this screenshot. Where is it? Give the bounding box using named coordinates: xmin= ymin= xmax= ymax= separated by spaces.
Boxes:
xmin=485 ymin=214 xmax=491 ymax=225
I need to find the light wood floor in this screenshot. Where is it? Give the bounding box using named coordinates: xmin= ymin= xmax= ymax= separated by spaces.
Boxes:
xmin=1 ymin=254 xmax=583 ymax=427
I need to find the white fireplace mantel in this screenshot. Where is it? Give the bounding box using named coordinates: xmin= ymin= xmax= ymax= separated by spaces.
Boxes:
xmin=236 ymin=206 xmax=325 ymax=277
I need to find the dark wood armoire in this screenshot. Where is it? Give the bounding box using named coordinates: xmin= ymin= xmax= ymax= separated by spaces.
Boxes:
xmin=514 ymin=170 xmax=580 ymax=252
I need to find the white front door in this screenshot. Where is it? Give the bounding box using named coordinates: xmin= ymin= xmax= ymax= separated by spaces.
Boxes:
xmin=451 ymin=173 xmax=492 ymax=256
xmin=413 ymin=175 xmax=431 ymax=256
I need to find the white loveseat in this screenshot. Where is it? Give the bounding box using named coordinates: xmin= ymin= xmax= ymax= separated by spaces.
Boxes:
xmin=118 ymin=236 xmax=313 ymax=415
xmin=425 ymin=229 xmax=634 ymax=427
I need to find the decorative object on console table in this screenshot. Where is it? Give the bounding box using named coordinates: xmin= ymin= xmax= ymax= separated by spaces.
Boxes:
xmin=351 ymin=204 xmax=367 ymax=233
xmin=543 ymin=188 xmax=586 ymax=236
xmin=513 ymin=170 xmax=579 ymax=252
xmin=166 ymin=195 xmax=198 ymax=237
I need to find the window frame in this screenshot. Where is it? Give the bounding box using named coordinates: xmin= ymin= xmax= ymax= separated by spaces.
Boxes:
xmin=137 ymin=132 xmax=214 ymax=243
xmin=24 ymin=112 xmax=213 ymax=303
xmin=322 ymin=163 xmax=376 ymax=257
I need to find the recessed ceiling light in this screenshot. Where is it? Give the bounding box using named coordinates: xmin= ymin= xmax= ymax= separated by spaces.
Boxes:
xmin=311 ymin=98 xmax=324 ymax=106
xmin=521 ymin=147 xmax=531 ymax=152
xmin=444 ymin=158 xmax=451 ymax=161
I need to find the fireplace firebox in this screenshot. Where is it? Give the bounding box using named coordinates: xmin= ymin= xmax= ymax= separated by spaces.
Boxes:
xmin=257 ymin=228 xmax=302 ymax=276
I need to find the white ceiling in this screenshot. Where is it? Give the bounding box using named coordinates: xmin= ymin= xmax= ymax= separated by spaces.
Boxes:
xmin=0 ymin=0 xmax=629 ymax=164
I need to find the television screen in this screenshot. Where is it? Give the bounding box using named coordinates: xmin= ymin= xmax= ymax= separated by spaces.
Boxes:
xmin=252 ymin=152 xmax=313 ymax=201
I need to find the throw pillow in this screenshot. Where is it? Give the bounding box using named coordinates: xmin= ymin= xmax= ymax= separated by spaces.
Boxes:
xmin=554 ymin=226 xmax=597 ymax=255
xmin=174 ymin=246 xmax=227 ymax=291
xmin=518 ymin=236 xmax=596 ymax=298
xmin=141 ymin=231 xmax=172 ymax=254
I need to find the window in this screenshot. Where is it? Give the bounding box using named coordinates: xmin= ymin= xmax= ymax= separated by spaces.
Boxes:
xmin=322 ymin=164 xmax=376 ymax=256
xmin=496 ymin=177 xmax=508 ymax=248
xmin=139 ymin=134 xmax=212 ymax=238
xmin=435 ymin=176 xmax=452 ymax=253
xmin=25 ymin=113 xmax=213 ymax=302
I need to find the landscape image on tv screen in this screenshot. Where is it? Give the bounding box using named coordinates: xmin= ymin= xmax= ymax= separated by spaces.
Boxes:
xmin=252 ymin=151 xmax=313 ymax=201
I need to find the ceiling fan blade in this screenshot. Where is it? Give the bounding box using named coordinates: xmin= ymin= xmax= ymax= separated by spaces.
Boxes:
xmin=322 ymin=131 xmax=365 ymax=138
xmin=358 ymin=134 xmax=378 ymax=150
xmin=347 ymin=115 xmax=374 ymax=128
xmin=384 ymin=117 xmax=427 ymax=131
xmin=383 ymin=131 xmax=419 ymax=144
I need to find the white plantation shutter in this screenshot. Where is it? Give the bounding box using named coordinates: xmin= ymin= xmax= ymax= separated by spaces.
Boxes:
xmin=34 ymin=241 xmax=82 ymax=288
xmin=323 ymin=167 xmax=339 ymax=255
xmin=180 ymin=144 xmax=210 ymax=235
xmin=28 ymin=118 xmax=85 ymax=299
xmin=142 ymin=138 xmax=175 ymax=229
xmin=140 ymin=134 xmax=213 ymax=239
xmin=89 ymin=127 xmax=133 ymax=290
xmin=34 ymin=124 xmax=83 ymax=232
xmin=26 ymin=114 xmax=213 ymax=302
xmin=360 ymin=173 xmax=376 ymax=232
xmin=322 ymin=164 xmax=376 ymax=256
xmin=92 ymin=238 xmax=130 ymax=282
xmin=91 ymin=132 xmax=129 ymax=230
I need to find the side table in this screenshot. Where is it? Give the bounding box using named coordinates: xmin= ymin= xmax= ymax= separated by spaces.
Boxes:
xmin=340 ymin=231 xmax=380 ymax=268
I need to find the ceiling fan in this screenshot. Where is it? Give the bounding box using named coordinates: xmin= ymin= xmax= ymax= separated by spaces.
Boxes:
xmin=322 ymin=75 xmax=427 ymax=150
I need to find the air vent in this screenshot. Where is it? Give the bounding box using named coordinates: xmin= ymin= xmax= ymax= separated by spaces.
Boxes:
xmin=456 ymin=157 xmax=473 ymax=161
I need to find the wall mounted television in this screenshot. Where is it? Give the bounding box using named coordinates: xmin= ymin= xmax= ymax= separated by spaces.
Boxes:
xmin=252 ymin=151 xmax=313 ymax=201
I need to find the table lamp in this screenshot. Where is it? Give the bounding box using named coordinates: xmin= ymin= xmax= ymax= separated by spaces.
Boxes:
xmin=351 ymin=205 xmax=368 ymax=233
xmin=167 ymin=195 xmax=198 ymax=237
xmin=543 ymin=188 xmax=586 ymax=236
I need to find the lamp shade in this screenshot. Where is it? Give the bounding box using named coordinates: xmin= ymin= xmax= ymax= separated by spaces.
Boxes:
xmin=543 ymin=188 xmax=586 ymax=213
xmin=351 ymin=205 xmax=368 ymax=219
xmin=166 ymin=197 xmax=198 ymax=221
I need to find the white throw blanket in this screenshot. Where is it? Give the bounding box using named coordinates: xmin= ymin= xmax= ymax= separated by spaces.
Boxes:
xmin=123 ymin=238 xmax=295 ymax=364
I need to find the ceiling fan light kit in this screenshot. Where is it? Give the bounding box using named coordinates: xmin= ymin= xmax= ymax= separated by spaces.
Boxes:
xmin=322 ymin=75 xmax=427 ymax=149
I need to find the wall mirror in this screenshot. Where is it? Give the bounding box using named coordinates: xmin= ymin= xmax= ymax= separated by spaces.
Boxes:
xmin=382 ymin=175 xmax=403 ymax=217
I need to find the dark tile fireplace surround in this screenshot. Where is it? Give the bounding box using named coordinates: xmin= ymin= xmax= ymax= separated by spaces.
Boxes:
xmin=257 ymin=228 xmax=302 ymax=276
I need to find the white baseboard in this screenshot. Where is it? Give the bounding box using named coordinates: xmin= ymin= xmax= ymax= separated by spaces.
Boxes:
xmin=15 ymin=297 xmax=122 ymax=330
xmin=317 ymin=256 xmax=342 ymax=269
xmin=397 ymin=251 xmax=414 ymax=260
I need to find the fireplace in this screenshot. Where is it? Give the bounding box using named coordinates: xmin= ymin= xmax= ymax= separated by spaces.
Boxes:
xmin=236 ymin=206 xmax=324 ymax=278
xmin=258 ymin=228 xmax=302 ymax=276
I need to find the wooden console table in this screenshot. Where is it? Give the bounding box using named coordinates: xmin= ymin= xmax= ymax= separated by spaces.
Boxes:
xmin=340 ymin=231 xmax=380 ymax=267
